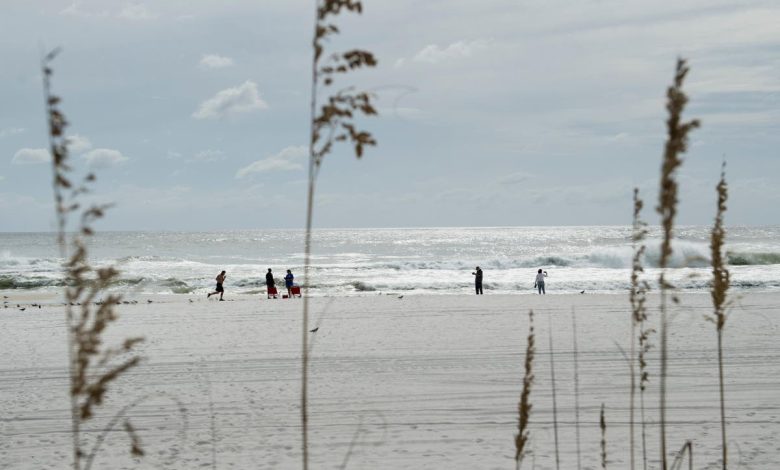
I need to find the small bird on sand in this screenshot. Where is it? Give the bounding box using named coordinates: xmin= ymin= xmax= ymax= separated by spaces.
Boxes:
xmin=309 ymin=327 xmax=319 ymax=333
xmin=147 ymin=300 xmax=153 ymax=303
xmin=580 ymin=290 xmax=585 ymax=294
xmin=19 ymin=307 xmax=25 ymax=311
xmin=397 ymin=295 xmax=404 ymax=299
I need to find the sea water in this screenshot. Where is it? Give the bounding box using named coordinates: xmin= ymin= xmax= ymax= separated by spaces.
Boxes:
xmin=1 ymin=226 xmax=779 ymax=296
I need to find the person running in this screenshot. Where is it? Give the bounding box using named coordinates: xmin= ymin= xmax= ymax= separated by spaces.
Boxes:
xmin=284 ymin=269 xmax=294 ymax=298
xmin=534 ymin=269 xmax=547 ymax=295
xmin=208 ymin=270 xmax=227 ymax=300
xmin=472 ymin=266 xmax=483 ymax=295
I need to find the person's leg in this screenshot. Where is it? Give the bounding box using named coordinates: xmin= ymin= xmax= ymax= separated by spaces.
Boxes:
xmin=541 ymin=283 xmax=545 ymax=295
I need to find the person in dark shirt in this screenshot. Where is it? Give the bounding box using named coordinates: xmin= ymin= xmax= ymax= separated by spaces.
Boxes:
xmin=472 ymin=266 xmax=483 ymax=295
xmin=266 ymin=268 xmax=275 ymax=289
xmin=285 ymin=270 xmax=294 ymax=298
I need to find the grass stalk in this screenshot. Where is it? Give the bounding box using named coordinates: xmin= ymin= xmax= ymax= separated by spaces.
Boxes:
xmin=710 ymin=163 xmax=730 ymax=469
xmin=304 ymin=2 xmax=378 ymax=467
xmin=547 ymin=315 xmax=560 ymax=470
xmin=41 ymin=47 xmax=82 ymax=470
xmin=600 ymin=403 xmax=607 ymax=470
xmin=571 ymin=307 xmax=582 ymax=470
xmin=43 ymin=49 xmax=144 ymax=469
xmin=670 ymin=441 xmax=693 ymax=470
xmin=630 ymin=188 xmax=650 ymax=470
xmin=515 ymin=310 xmax=535 ymax=470
xmin=656 ymin=57 xmax=700 ymax=470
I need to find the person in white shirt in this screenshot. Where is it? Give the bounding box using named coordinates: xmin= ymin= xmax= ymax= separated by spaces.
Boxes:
xmin=534 ymin=269 xmax=547 ymax=295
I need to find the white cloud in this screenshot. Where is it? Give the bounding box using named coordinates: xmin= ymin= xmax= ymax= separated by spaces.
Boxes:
xmin=193 ymin=81 xmax=269 ymax=119
xmin=12 ymin=148 xmax=50 ymax=165
xmin=82 ymin=148 xmax=129 ymax=168
xmin=61 ymin=1 xmax=157 ymax=20
xmin=193 ymin=149 xmax=226 ymax=162
xmin=498 ymin=172 xmax=534 ymax=185
xmin=67 ymin=134 xmax=93 ymax=153
xmin=0 ymin=127 xmax=25 ymax=139
xmin=413 ymin=39 xmax=489 ymax=64
xmin=118 ymin=3 xmax=157 ymax=21
xmin=60 ymin=1 xmax=108 ymax=18
xmin=200 ymin=54 xmax=235 ymax=69
xmin=235 ymin=145 xmax=307 ymax=178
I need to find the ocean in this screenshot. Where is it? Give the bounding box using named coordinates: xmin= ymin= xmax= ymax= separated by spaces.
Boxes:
xmin=1 ymin=226 xmax=779 ymax=296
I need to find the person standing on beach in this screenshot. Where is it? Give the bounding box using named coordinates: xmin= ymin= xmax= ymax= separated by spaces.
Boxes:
xmin=266 ymin=268 xmax=275 ymax=290
xmin=284 ymin=269 xmax=294 ymax=298
xmin=534 ymin=269 xmax=547 ymax=295
xmin=472 ymin=266 xmax=483 ymax=295
xmin=208 ymin=270 xmax=227 ymax=301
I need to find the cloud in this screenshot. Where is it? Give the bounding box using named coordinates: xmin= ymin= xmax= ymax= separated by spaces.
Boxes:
xmin=412 ymin=39 xmax=489 ymax=64
xmin=117 ymin=3 xmax=157 ymax=20
xmin=67 ymin=134 xmax=93 ymax=153
xmin=81 ymin=148 xmax=129 ymax=168
xmin=199 ymin=54 xmax=235 ymax=69
xmin=235 ymin=145 xmax=307 ymax=178
xmin=193 ymin=81 xmax=269 ymax=119
xmin=60 ymin=2 xmax=108 ymax=18
xmin=61 ymin=1 xmax=156 ymax=20
xmin=498 ymin=172 xmax=534 ymax=185
xmin=12 ymin=148 xmax=50 ymax=165
xmin=0 ymin=127 xmax=25 ymax=139
xmin=193 ymin=149 xmax=226 ymax=162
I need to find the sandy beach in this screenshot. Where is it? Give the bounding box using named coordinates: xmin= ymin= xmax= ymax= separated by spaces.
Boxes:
xmin=1 ymin=291 xmax=778 ymax=469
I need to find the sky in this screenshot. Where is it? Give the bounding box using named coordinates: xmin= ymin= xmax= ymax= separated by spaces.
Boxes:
xmin=1 ymin=0 xmax=779 ymax=231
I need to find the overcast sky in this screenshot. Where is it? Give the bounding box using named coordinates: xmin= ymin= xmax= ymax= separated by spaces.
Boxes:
xmin=1 ymin=0 xmax=778 ymax=231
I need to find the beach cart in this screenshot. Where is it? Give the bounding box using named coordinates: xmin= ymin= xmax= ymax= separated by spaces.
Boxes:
xmin=267 ymin=286 xmax=278 ymax=299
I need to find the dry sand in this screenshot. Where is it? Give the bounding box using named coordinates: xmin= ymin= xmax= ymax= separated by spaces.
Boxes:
xmin=1 ymin=291 xmax=778 ymax=469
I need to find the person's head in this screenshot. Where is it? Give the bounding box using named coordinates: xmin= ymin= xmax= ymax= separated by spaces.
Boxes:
xmin=538 ymin=269 xmax=542 ymax=273
xmin=476 ymin=266 xmax=480 ymax=270
xmin=221 ymin=270 xmax=226 ymax=275
xmin=268 ymin=268 xmax=272 ymax=272
xmin=287 ymin=269 xmax=291 ymax=274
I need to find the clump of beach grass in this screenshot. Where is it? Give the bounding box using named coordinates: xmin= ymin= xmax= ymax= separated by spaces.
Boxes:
xmin=303 ymin=1 xmax=378 ymax=467
xmin=42 ymin=49 xmax=144 ymax=469
xmin=515 ymin=310 xmax=535 ymax=470
xmin=655 ymin=57 xmax=700 ymax=470
xmin=630 ymin=188 xmax=651 ymax=470
xmin=709 ymin=162 xmax=730 ymax=469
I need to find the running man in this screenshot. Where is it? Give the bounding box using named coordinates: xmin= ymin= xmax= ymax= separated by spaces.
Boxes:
xmin=208 ymin=270 xmax=227 ymax=300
